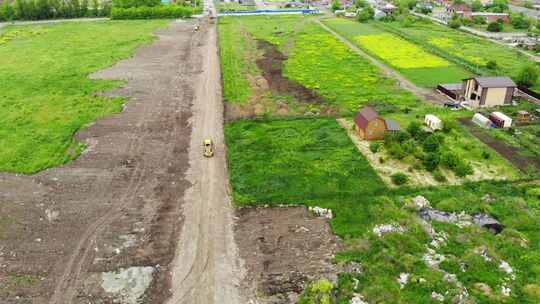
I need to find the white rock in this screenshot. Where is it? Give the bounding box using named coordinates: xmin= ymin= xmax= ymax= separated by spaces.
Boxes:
xmin=412 ymin=196 xmax=431 ymax=209
xmin=45 ymin=209 xmax=59 ymax=222
xmin=501 ymin=284 xmax=511 ymax=296
xmin=309 ymin=206 xmax=333 ymax=219
xmin=350 ymin=293 xmax=368 ymax=304
xmin=101 ymin=267 xmax=155 ymax=304
xmin=372 ymin=223 xmax=406 ymax=237
xmin=398 ymin=273 xmax=410 ymax=289
xmin=431 ymin=291 xmax=445 ymax=302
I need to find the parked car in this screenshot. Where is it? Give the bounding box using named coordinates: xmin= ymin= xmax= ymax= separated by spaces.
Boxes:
xmin=444 ymin=102 xmax=460 ymax=110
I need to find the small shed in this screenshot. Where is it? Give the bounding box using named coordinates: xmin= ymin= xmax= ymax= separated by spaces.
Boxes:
xmin=517 ymin=111 xmax=531 ymax=123
xmin=424 ymin=114 xmax=443 ymax=131
xmin=384 ymin=118 xmax=401 ymax=133
xmin=354 ymin=106 xmax=387 ymax=140
xmin=489 ymin=111 xmax=512 ymax=128
xmin=472 ymin=113 xmax=493 ymax=128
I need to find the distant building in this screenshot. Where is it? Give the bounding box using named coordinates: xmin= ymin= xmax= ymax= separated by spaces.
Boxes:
xmin=462 ymin=77 xmax=516 ymax=108
xmin=447 ymin=3 xmax=472 ymax=17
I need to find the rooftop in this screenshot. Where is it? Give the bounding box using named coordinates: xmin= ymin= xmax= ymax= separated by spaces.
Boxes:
xmin=470 ymin=76 xmax=516 ymax=88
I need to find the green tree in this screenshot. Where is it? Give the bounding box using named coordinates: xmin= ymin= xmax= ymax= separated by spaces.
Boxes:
xmin=487 ymin=20 xmax=503 ymax=32
xmin=486 ymin=60 xmax=497 ymax=70
xmin=331 ymin=0 xmax=342 ymax=12
xmin=510 ymin=13 xmax=531 ymax=29
xmin=449 ymin=17 xmax=462 ymax=29
xmin=471 ymin=0 xmax=483 ymax=11
xmin=357 ymin=5 xmax=374 ymax=22
xmin=516 ymin=65 xmax=539 ymax=87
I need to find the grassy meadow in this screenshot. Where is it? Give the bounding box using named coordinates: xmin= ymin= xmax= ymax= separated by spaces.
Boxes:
xmin=218 ymin=16 xmax=419 ymax=114
xmin=322 ymin=18 xmax=472 ymax=87
xmin=0 ymin=20 xmax=168 ymax=173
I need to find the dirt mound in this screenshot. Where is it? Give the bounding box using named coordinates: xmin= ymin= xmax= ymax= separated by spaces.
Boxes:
xmin=235 ymin=206 xmax=342 ymax=304
xmin=256 ymin=40 xmax=326 ymax=104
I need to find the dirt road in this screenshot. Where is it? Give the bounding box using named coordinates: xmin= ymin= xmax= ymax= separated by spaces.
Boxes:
xmin=165 ymin=3 xmax=246 ymax=303
xmin=0 ymin=13 xmax=246 ymax=303
xmin=316 ymin=19 xmax=447 ymax=105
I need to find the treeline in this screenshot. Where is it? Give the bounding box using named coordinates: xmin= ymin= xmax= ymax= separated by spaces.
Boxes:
xmin=0 ymin=0 xmax=111 ymax=21
xmin=110 ymin=0 xmax=202 ymax=19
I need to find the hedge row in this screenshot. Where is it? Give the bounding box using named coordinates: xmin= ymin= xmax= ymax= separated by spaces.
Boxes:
xmin=0 ymin=0 xmax=110 ymax=21
xmin=110 ymin=5 xmax=197 ymax=19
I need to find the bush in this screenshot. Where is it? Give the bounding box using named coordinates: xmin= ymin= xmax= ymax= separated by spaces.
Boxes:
xmin=486 ymin=60 xmax=497 ymax=70
xmin=510 ymin=13 xmax=531 ymax=29
xmin=481 ymin=151 xmax=491 ymax=159
xmin=111 ymin=5 xmax=195 ymax=19
xmin=369 ymin=142 xmax=381 ymax=153
xmin=112 ymin=0 xmax=160 ymax=8
xmin=423 ymin=152 xmax=439 ymax=171
xmin=331 ymin=0 xmax=341 ymax=12
xmin=391 ymin=173 xmax=409 ymax=185
xmin=449 ymin=18 xmax=461 ymax=29
xmin=516 ymin=65 xmax=539 ymax=87
xmin=0 ymin=2 xmax=16 ymax=21
xmin=455 ymin=161 xmax=473 ymax=177
xmin=357 ymin=5 xmax=374 ymax=23
xmin=442 ymin=119 xmax=458 ymax=133
xmin=440 ymin=151 xmax=459 ymax=169
xmin=422 ymin=134 xmax=443 ymax=152
xmin=487 ymin=21 xmax=503 ymax=32
xmin=472 ymin=16 xmax=487 ymax=24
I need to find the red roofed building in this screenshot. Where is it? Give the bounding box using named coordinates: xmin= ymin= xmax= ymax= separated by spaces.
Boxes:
xmin=354 ymin=106 xmax=399 ymax=140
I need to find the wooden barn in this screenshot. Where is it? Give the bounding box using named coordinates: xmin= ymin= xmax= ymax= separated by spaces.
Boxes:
xmin=354 ymin=107 xmax=400 ymax=140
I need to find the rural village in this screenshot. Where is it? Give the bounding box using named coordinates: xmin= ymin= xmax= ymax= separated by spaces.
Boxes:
xmin=1 ymin=0 xmax=540 ymax=303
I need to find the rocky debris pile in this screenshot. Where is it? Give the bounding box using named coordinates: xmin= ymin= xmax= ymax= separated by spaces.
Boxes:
xmin=418 ymin=207 xmax=504 ymax=234
xmin=372 ymin=223 xmax=406 ymax=237
xmin=472 ymin=214 xmax=505 ymax=234
xmin=101 ymin=266 xmax=155 ymax=304
xmin=309 ymin=206 xmax=333 ymax=219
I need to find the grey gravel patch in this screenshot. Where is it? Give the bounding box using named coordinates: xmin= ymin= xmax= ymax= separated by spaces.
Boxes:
xmin=101 ymin=266 xmax=155 ymax=304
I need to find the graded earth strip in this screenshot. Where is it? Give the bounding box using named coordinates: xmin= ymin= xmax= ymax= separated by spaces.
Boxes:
xmin=165 ymin=2 xmax=246 ymax=304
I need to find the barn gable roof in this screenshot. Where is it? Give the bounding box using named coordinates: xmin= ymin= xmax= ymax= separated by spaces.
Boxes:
xmin=354 ymin=106 xmax=379 ymax=129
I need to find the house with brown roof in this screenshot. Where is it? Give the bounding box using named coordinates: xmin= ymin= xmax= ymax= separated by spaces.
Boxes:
xmin=462 ymin=76 xmax=516 ymax=108
xmin=354 ymin=106 xmax=400 ymax=140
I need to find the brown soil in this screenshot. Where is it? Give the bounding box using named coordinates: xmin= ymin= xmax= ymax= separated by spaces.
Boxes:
xmin=0 ymin=20 xmax=200 ymax=304
xmin=225 ymin=38 xmax=340 ymax=121
xmin=256 ymin=40 xmax=325 ymax=104
xmin=460 ymin=118 xmax=540 ymax=172
xmin=235 ymin=206 xmax=342 ymax=304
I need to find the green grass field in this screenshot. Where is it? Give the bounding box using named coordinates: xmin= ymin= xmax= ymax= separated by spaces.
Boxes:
xmin=322 ymin=18 xmax=472 ymax=88
xmin=380 ymin=17 xmax=540 ymax=90
xmin=225 ymin=117 xmax=540 ymax=303
xmin=218 ymin=16 xmax=419 ymax=113
xmin=0 ymin=20 xmax=168 ymax=173
xmin=225 ymin=118 xmax=387 ymax=206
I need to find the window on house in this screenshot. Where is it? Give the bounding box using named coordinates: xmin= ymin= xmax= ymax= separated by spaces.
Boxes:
xmin=470 ymin=93 xmax=477 ymax=100
xmin=474 ymin=82 xmax=479 ymax=91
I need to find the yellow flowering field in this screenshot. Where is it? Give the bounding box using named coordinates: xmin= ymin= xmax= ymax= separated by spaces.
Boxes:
xmin=356 ymin=33 xmax=451 ymax=69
